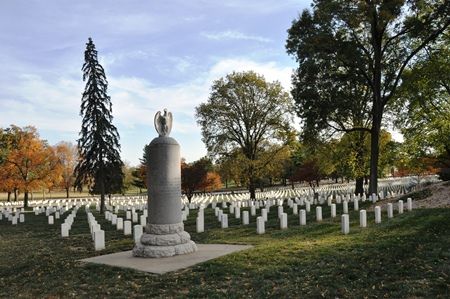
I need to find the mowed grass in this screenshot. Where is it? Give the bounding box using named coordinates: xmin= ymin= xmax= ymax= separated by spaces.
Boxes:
xmin=1 ymin=198 xmax=449 ymax=298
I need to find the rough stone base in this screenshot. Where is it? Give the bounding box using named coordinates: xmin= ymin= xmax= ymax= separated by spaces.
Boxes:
xmin=132 ymin=222 xmax=197 ymax=258
xmin=132 ymin=240 xmax=197 ymax=258
xmin=140 ymin=231 xmax=191 ymax=246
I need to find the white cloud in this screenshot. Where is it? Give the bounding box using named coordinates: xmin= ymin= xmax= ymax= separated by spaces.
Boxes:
xmin=201 ymin=30 xmax=272 ymax=43
xmin=0 ymin=74 xmax=82 ymax=134
xmin=0 ymin=57 xmax=294 ymax=163
xmin=208 ymin=58 xmax=293 ymax=90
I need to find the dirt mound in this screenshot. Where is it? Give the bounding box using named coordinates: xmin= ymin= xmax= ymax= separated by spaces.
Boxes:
xmin=367 ymin=181 xmax=450 ymax=211
xmin=413 ymin=181 xmax=450 ymax=209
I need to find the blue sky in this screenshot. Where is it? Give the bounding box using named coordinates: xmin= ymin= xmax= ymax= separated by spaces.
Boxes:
xmin=0 ymin=0 xmax=311 ymax=165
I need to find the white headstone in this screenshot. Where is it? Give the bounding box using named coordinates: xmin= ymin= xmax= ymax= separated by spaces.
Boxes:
xmin=94 ymin=230 xmax=105 ymax=251
xmin=132 ymin=212 xmax=138 ymax=223
xmin=124 ymin=220 xmax=132 ymax=235
xmin=48 ymin=215 xmax=54 ymax=225
xmin=221 ymin=214 xmax=228 ymax=228
xmin=280 ymin=213 xmax=288 ymax=229
xmin=341 ymin=214 xmax=349 ymax=234
xmin=277 ymin=206 xmax=283 ymax=218
xmin=387 ymin=203 xmax=393 ymax=218
xmin=256 ymin=216 xmax=265 ymax=234
xmin=331 ymin=203 xmax=336 ymax=218
xmin=261 ymin=208 xmax=268 ymax=222
xmin=117 ymin=217 xmax=124 ymax=230
xmin=375 ymin=206 xmax=381 ymax=224
xmin=242 ymin=211 xmax=249 ymax=225
xmin=359 ymin=210 xmax=367 ymax=228
xmin=234 ymin=206 xmax=240 ymax=219
xmin=316 ymin=206 xmax=322 ymax=221
xmin=299 ymin=209 xmax=306 ymax=226
xmin=398 ymin=200 xmax=404 ymax=214
xmin=134 ymin=225 xmax=143 ymax=244
xmin=61 ymin=223 xmax=69 ymax=237
xmin=293 ymin=204 xmax=298 ymax=215
xmin=343 ymin=201 xmax=348 ymax=214
xmin=407 ymin=198 xmax=412 ymax=211
xmin=353 ymin=199 xmax=359 ymax=211
xmin=196 ymin=216 xmax=204 ymax=233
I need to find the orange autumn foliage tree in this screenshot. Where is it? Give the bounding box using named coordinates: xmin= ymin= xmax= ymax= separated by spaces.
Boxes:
xmin=1 ymin=126 xmax=61 ymax=207
xmin=200 ymin=172 xmax=222 ymax=192
xmin=54 ymin=142 xmax=78 ymax=198
xmin=0 ymin=162 xmax=20 ymax=201
xmin=181 ymin=157 xmax=222 ymax=203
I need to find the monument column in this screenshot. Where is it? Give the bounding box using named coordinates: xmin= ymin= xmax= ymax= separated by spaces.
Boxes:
xmin=133 ymin=109 xmax=197 ymax=258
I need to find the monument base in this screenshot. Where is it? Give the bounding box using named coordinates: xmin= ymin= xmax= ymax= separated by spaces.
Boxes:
xmin=132 ymin=240 xmax=197 ymax=258
xmin=132 ymin=222 xmax=197 ymax=258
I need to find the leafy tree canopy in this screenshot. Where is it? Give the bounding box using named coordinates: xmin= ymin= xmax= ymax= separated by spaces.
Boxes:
xmin=196 ymin=71 xmax=294 ymax=198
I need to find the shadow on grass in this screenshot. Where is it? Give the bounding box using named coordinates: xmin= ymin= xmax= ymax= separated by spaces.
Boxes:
xmin=0 ymin=205 xmax=449 ymax=298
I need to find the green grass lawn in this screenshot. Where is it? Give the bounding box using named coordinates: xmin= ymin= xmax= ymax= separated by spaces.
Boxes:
xmin=1 ymin=199 xmax=449 ymax=298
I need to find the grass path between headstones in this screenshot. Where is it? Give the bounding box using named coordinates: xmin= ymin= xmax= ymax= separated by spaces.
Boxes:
xmin=1 ymin=197 xmax=449 ymax=298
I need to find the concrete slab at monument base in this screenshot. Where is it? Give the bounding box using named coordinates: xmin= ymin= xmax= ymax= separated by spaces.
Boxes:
xmin=80 ymin=244 xmax=253 ymax=274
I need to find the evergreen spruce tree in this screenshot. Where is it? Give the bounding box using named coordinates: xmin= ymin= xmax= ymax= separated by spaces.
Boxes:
xmin=75 ymin=37 xmax=124 ymax=213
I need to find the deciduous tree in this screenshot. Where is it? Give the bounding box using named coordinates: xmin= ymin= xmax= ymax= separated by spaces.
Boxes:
xmin=181 ymin=157 xmax=216 ymax=202
xmin=196 ymin=71 xmax=294 ymax=198
xmin=286 ymin=0 xmax=450 ymax=193
xmin=54 ymin=142 xmax=77 ymax=198
xmin=0 ymin=126 xmax=59 ymax=207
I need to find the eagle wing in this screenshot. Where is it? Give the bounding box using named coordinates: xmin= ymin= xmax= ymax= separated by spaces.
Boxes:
xmin=167 ymin=112 xmax=173 ymax=135
xmin=154 ymin=111 xmax=162 ymax=136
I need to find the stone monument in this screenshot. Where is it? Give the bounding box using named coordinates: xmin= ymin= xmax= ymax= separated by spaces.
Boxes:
xmin=132 ymin=109 xmax=197 ymax=258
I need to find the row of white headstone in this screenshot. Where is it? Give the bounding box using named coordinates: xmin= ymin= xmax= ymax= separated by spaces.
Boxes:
xmin=0 ymin=207 xmax=25 ymax=224
xmin=61 ymin=207 xmax=78 ymax=237
xmin=185 ymin=175 xmax=436 ymax=205
xmin=191 ymin=196 xmax=414 ymax=236
xmin=342 ymin=198 xmax=413 ymax=234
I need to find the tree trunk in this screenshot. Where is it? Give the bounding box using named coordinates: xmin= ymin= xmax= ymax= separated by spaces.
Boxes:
xmin=14 ymin=188 xmax=17 ymax=201
xmin=355 ymin=177 xmax=364 ymax=196
xmin=369 ymin=11 xmax=383 ymax=195
xmin=369 ymin=117 xmax=381 ymax=194
xmin=249 ymin=178 xmax=256 ymax=200
xmin=24 ymin=191 xmax=29 ymax=208
xmin=225 ymin=179 xmax=228 ymax=189
xmin=99 ymin=167 xmax=106 ymax=213
xmin=7 ymin=192 xmax=11 ymax=202
xmin=66 ymin=187 xmax=70 ymax=198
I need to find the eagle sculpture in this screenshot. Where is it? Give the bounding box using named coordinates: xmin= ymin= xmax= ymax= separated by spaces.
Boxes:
xmin=154 ymin=108 xmax=173 ymax=137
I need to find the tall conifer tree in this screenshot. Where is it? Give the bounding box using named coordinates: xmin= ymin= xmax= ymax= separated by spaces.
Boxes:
xmin=75 ymin=37 xmax=123 ymax=212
